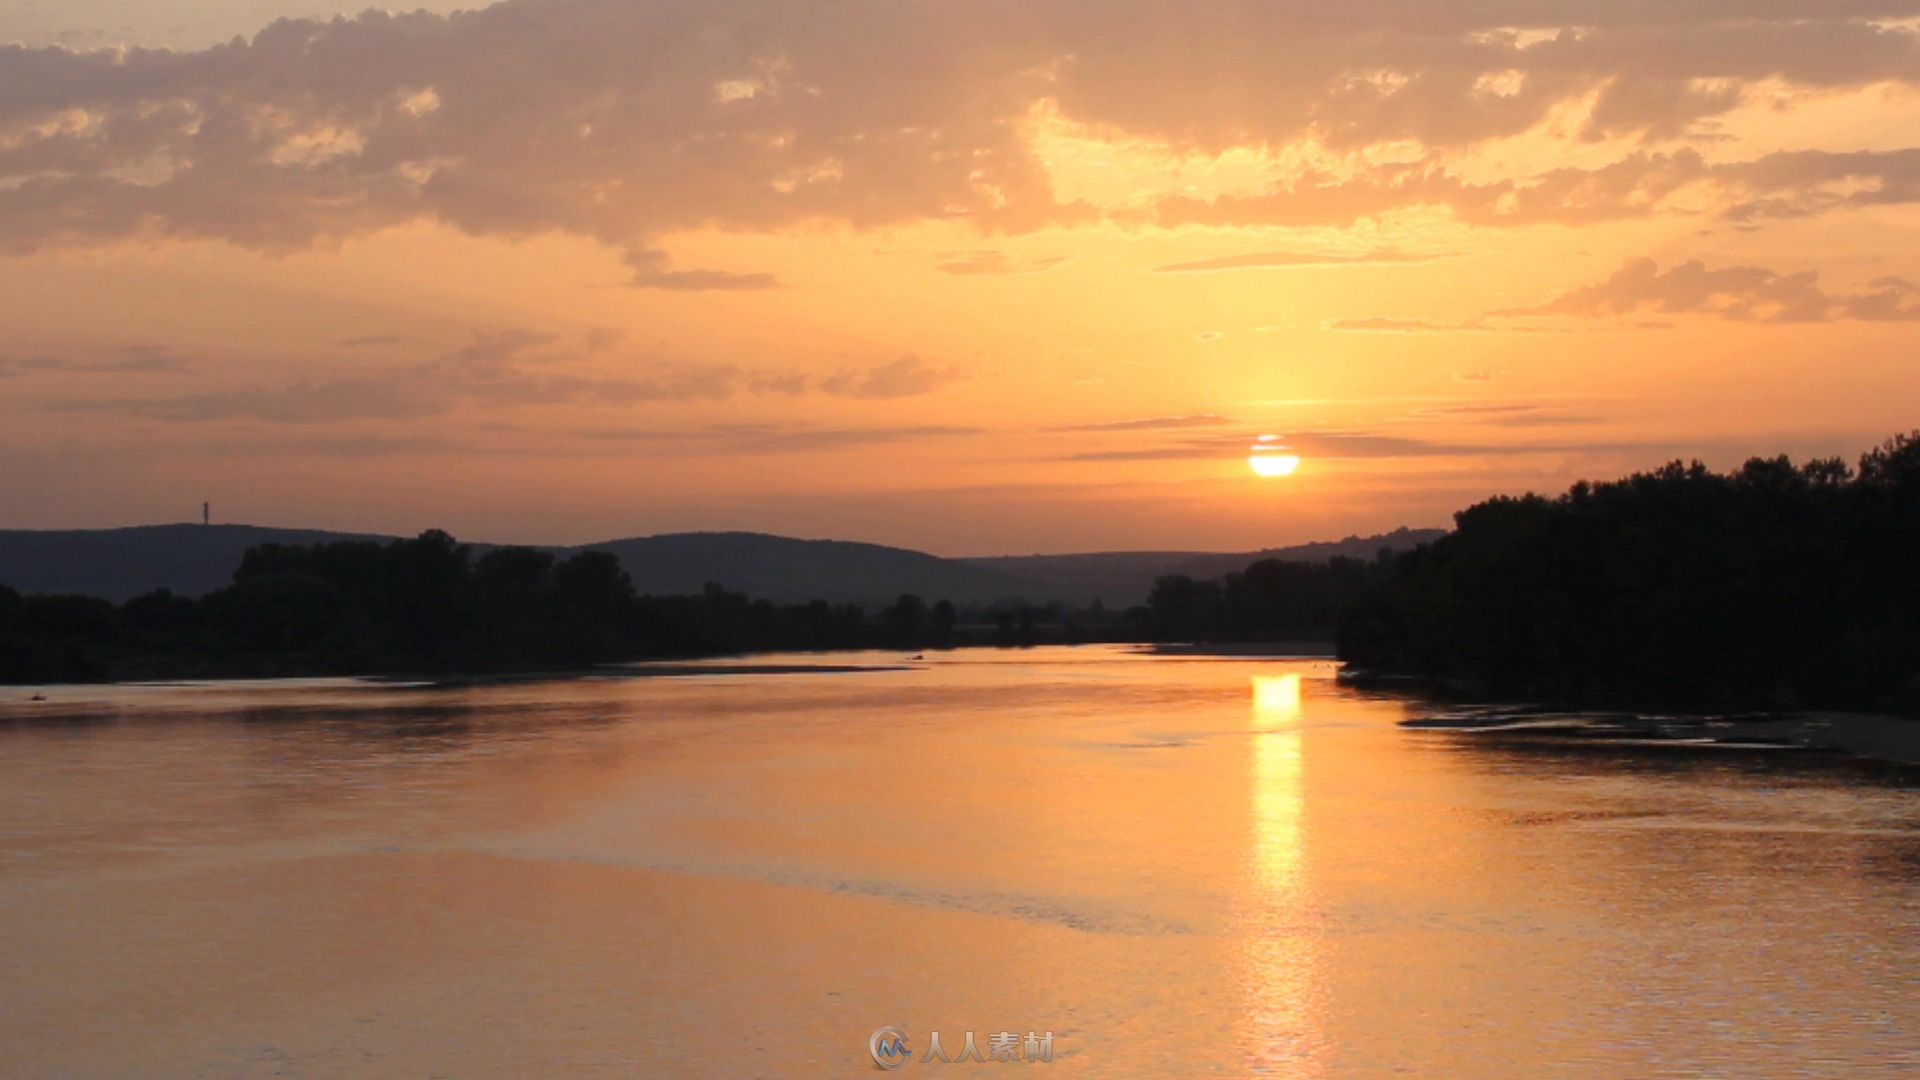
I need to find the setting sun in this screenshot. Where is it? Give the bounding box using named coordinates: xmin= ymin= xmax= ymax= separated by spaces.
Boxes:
xmin=1249 ymin=453 xmax=1302 ymax=478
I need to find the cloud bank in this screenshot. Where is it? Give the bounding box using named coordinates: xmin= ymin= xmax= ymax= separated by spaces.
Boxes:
xmin=3 ymin=0 xmax=1919 ymax=281
xmin=55 ymin=332 xmax=968 ymax=422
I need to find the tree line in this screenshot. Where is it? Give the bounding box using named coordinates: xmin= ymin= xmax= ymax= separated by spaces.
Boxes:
xmin=1338 ymin=431 xmax=1920 ymax=713
xmin=7 ymin=430 xmax=1918 ymax=713
xmin=1090 ymin=430 xmax=1920 ymax=714
xmin=0 ymin=531 xmax=1144 ymax=682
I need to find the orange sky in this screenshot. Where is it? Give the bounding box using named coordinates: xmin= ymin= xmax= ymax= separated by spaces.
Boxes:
xmin=3 ymin=1 xmax=1919 ymax=552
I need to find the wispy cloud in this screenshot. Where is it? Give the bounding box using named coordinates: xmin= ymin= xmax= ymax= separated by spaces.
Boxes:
xmin=621 ymin=249 xmax=780 ymax=292
xmin=1153 ymin=249 xmax=1450 ymax=273
xmin=1324 ymin=318 xmax=1493 ymax=334
xmin=1056 ymin=430 xmax=1517 ymax=462
xmin=936 ymin=250 xmax=1071 ymax=276
xmin=583 ymin=423 xmax=983 ymax=454
xmin=0 ymin=346 xmax=190 ymax=377
xmin=1494 ymin=258 xmax=1920 ymax=324
xmin=1157 ymin=148 xmax=1920 ymax=231
xmin=1329 ymin=256 xmax=1920 ymax=332
xmin=54 ymin=333 xmax=964 ymax=422
xmin=1323 ymin=317 xmax=1568 ymax=334
xmin=1408 ymin=403 xmax=1604 ymax=429
xmin=1056 ymin=414 xmax=1236 ymax=433
xmin=820 ymin=356 xmax=965 ymax=399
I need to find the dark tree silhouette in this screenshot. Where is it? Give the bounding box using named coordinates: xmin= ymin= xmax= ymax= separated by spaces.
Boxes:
xmin=8 ymin=431 xmax=1915 ymax=712
xmin=1339 ymin=432 xmax=1920 ymax=713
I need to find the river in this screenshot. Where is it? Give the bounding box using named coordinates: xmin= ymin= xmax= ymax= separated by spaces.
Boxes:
xmin=2 ymin=646 xmax=1916 ymax=1076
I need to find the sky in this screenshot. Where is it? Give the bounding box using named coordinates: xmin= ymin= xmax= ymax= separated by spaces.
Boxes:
xmin=2 ymin=2 xmax=1919 ymax=553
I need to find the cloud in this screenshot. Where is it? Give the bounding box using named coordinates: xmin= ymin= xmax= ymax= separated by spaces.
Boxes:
xmin=1413 ymin=403 xmax=1540 ymax=417
xmin=820 ymin=356 xmax=964 ymax=399
xmin=583 ymin=327 xmax=627 ymax=353
xmin=1322 ymin=317 xmax=1566 ymax=333
xmin=57 ymin=330 xmax=787 ymax=422
xmin=1324 ymin=317 xmax=1489 ymax=333
xmin=1334 ymin=257 xmax=1920 ymax=330
xmin=1497 ymin=258 xmax=1920 ymax=323
xmin=1156 ymin=148 xmax=1920 ymax=231
xmin=1478 ymin=412 xmax=1602 ymax=428
xmin=1057 ymin=414 xmax=1235 ymax=432
xmin=1409 ymin=403 xmax=1602 ymax=428
xmin=56 ymin=333 xmax=967 ymax=421
xmin=0 ymin=1 xmax=1916 ymax=267
xmin=1054 ymin=424 xmax=1673 ymax=464
xmin=0 ymin=356 xmax=57 ymax=377
xmin=1058 ymin=429 xmax=1512 ymax=462
xmin=936 ymin=250 xmax=1071 ymax=276
xmin=745 ymin=369 xmax=811 ymax=395
xmin=621 ymin=249 xmax=779 ymax=292
xmin=1153 ymin=249 xmax=1449 ymax=273
xmin=0 ymin=345 xmax=190 ymax=376
xmin=1288 ymin=431 xmax=1520 ymax=459
xmin=339 ymin=335 xmax=402 ymax=349
xmin=0 ymin=3 xmax=1087 ymax=268
xmin=583 ymin=423 xmax=983 ymax=454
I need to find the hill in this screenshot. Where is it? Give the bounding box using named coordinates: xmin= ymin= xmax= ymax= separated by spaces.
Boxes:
xmin=0 ymin=524 xmax=387 ymax=602
xmin=0 ymin=525 xmax=1030 ymax=606
xmin=962 ymin=528 xmax=1446 ymax=605
xmin=575 ymin=532 xmax=1030 ymax=607
xmin=0 ymin=524 xmax=1445 ymax=607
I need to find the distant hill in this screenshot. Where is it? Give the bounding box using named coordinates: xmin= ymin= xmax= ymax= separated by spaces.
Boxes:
xmin=962 ymin=527 xmax=1447 ymax=606
xmin=0 ymin=524 xmax=387 ymax=602
xmin=0 ymin=525 xmax=1028 ymax=606
xmin=0 ymin=523 xmax=1445 ymax=607
xmin=575 ymin=532 xmax=1030 ymax=607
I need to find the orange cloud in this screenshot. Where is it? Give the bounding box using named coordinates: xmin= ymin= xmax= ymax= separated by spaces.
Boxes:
xmin=3 ymin=2 xmax=1919 ymax=270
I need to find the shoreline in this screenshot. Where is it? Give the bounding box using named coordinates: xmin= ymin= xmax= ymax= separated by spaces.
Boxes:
xmin=0 ymin=640 xmax=1342 ymax=695
xmin=1139 ymin=641 xmax=1335 ymax=658
xmin=0 ymin=659 xmax=924 ymax=699
xmin=386 ymin=661 xmax=920 ymax=687
xmin=1403 ymin=706 xmax=1920 ymax=767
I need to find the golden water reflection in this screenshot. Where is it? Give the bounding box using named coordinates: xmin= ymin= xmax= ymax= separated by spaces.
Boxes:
xmin=1243 ymin=672 xmax=1323 ymax=1074
xmin=4 ymin=651 xmax=1918 ymax=1076
xmin=1252 ymin=672 xmax=1302 ymax=719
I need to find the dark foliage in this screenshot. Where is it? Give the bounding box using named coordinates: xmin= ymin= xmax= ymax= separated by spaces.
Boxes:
xmin=1141 ymin=557 xmax=1381 ymax=643
xmin=1338 ymin=432 xmax=1920 ymax=713
xmin=11 ymin=432 xmax=1914 ymax=711
xmin=0 ymin=530 xmax=1142 ymax=682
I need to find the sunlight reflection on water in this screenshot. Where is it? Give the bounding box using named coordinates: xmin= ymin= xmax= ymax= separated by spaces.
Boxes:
xmin=1244 ymin=672 xmax=1323 ymax=1075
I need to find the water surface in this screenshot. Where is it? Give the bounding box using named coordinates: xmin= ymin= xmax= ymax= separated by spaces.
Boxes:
xmin=2 ymin=648 xmax=1916 ymax=1076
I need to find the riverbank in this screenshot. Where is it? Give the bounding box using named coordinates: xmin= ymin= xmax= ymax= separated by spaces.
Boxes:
xmin=1141 ymin=641 xmax=1335 ymax=658
xmin=1403 ymin=706 xmax=1920 ymax=766
xmin=0 ymin=659 xmax=922 ymax=712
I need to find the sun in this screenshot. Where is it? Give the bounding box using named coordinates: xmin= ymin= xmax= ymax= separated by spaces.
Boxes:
xmin=1248 ymin=453 xmax=1302 ymax=478
xmin=1248 ymin=435 xmax=1302 ymax=477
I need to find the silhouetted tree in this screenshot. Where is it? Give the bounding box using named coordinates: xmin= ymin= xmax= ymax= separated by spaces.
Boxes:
xmin=1145 ymin=575 xmax=1225 ymax=641
xmin=929 ymin=600 xmax=958 ymax=648
xmin=1340 ymin=431 xmax=1920 ymax=713
xmin=880 ymin=594 xmax=929 ymax=648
